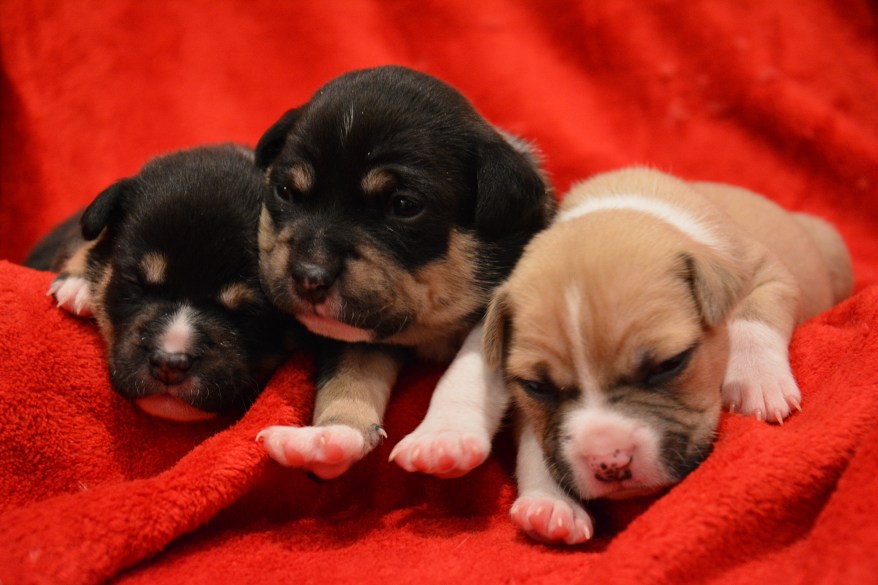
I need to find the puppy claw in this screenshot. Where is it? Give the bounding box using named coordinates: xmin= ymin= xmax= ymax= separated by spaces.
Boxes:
xmin=774 ymin=410 xmax=784 ymax=426
xmin=46 ymin=279 xmax=62 ymax=297
xmin=786 ymin=395 xmax=803 ymax=413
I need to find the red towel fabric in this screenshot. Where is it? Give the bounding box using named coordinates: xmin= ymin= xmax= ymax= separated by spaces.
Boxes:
xmin=1 ymin=1 xmax=877 ymax=584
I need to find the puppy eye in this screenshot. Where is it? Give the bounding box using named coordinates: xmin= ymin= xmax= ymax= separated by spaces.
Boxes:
xmin=388 ymin=195 xmax=424 ymax=220
xmin=274 ymin=184 xmax=297 ymax=203
xmin=646 ymin=347 xmax=695 ymax=386
xmin=519 ymin=379 xmax=559 ymax=402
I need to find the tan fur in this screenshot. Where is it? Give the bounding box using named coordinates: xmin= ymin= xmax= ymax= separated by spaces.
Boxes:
xmin=381 ymin=230 xmax=485 ymax=358
xmin=313 ymin=345 xmax=403 ymax=448
xmin=139 ymin=252 xmax=168 ymax=285
xmin=91 ymin=266 xmax=114 ymax=348
xmin=219 ymin=282 xmax=257 ymax=310
xmin=361 ymin=168 xmax=396 ymax=198
xmin=485 ymin=167 xmax=853 ymax=496
xmin=60 ymin=238 xmax=96 ymax=277
xmin=288 ymin=162 xmax=313 ymax=193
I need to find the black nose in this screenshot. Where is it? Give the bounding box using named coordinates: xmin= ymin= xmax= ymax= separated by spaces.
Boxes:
xmin=292 ymin=261 xmax=338 ymax=304
xmin=148 ymin=350 xmax=193 ymax=386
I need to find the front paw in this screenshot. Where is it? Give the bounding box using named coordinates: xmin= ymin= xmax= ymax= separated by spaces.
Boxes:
xmin=389 ymin=427 xmax=489 ymax=478
xmin=257 ymin=424 xmax=366 ymax=480
xmin=47 ymin=275 xmax=93 ymax=317
xmin=723 ymin=320 xmax=802 ymax=424
xmin=722 ymin=375 xmax=801 ymax=425
xmin=510 ymin=492 xmax=593 ymax=545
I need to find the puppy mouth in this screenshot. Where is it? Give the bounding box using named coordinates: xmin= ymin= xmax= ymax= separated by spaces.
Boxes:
xmin=296 ymin=311 xmax=374 ymax=342
xmin=135 ymin=394 xmax=217 ymax=422
xmin=591 ymin=482 xmax=668 ymax=501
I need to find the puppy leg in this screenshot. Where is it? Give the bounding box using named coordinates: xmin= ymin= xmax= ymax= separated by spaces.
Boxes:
xmin=48 ymin=242 xmax=96 ymax=317
xmin=722 ymin=264 xmax=802 ymax=424
xmin=258 ymin=345 xmax=400 ymax=479
xmin=510 ymin=420 xmax=593 ymax=545
xmin=389 ymin=323 xmax=508 ymax=478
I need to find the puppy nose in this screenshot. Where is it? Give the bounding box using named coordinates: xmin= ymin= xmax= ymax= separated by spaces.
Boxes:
xmin=292 ymin=261 xmax=337 ymax=304
xmin=148 ymin=350 xmax=193 ymax=386
xmin=587 ymin=448 xmax=634 ymax=482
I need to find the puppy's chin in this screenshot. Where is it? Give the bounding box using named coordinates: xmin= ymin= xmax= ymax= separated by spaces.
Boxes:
xmin=135 ymin=395 xmax=218 ymax=422
xmin=296 ymin=313 xmax=373 ymax=343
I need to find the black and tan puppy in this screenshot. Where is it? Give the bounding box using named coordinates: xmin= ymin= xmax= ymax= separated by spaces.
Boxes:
xmin=255 ymin=65 xmax=556 ymax=479
xmin=26 ymin=145 xmax=300 ymax=422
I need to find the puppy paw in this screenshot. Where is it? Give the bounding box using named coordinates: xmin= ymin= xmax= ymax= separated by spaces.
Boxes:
xmin=722 ymin=375 xmax=801 ymax=425
xmin=723 ymin=320 xmax=802 ymax=425
xmin=389 ymin=427 xmax=490 ymax=478
xmin=48 ymin=276 xmax=93 ymax=317
xmin=510 ymin=492 xmax=593 ymax=545
xmin=257 ymin=424 xmax=366 ymax=480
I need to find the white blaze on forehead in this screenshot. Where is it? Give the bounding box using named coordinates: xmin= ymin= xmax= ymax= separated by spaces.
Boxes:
xmin=563 ymin=284 xmax=600 ymax=404
xmin=160 ymin=306 xmax=196 ymax=354
xmin=557 ymin=194 xmax=726 ymax=252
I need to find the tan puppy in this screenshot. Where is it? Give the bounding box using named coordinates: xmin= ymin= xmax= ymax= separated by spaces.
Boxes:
xmin=483 ymin=167 xmax=853 ymax=544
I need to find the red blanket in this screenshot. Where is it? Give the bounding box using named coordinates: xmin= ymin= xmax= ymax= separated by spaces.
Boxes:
xmin=2 ymin=1 xmax=877 ymax=584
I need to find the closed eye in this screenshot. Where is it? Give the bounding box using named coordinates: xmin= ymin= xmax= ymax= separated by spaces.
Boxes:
xmin=645 ymin=346 xmax=697 ymax=387
xmin=514 ymin=377 xmax=561 ymax=403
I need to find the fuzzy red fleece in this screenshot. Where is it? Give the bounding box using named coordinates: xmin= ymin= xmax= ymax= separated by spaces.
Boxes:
xmin=1 ymin=1 xmax=877 ymax=584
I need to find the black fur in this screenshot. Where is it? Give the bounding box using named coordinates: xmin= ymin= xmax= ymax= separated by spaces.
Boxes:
xmin=26 ymin=145 xmax=302 ymax=416
xmin=256 ymin=65 xmax=555 ymax=348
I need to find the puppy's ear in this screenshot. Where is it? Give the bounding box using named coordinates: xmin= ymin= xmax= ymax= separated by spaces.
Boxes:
xmin=475 ymin=138 xmax=556 ymax=240
xmin=255 ymin=108 xmax=302 ymax=170
xmin=81 ymin=179 xmax=134 ymax=241
xmin=680 ymin=252 xmax=745 ymax=327
xmin=483 ymin=286 xmax=512 ymax=370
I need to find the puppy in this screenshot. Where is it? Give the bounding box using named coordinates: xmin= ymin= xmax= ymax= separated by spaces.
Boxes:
xmin=25 ymin=145 xmax=300 ymax=422
xmin=254 ymin=65 xmax=556 ymax=479
xmin=482 ymin=167 xmax=853 ymax=544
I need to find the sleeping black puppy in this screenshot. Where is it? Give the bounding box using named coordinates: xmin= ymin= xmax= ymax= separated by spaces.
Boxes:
xmin=255 ymin=65 xmax=557 ymax=479
xmin=26 ymin=145 xmax=301 ymax=422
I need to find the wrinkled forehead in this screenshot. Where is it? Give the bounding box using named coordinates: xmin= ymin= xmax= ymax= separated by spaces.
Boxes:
xmin=505 ymin=258 xmax=701 ymax=388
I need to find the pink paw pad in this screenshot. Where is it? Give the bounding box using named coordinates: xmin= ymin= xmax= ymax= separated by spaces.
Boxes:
xmin=256 ymin=424 xmax=366 ymax=480
xmin=389 ymin=430 xmax=489 ymax=478
xmin=510 ymin=493 xmax=593 ymax=545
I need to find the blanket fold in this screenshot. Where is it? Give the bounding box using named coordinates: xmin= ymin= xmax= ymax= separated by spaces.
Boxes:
xmin=1 ymin=1 xmax=877 ymax=583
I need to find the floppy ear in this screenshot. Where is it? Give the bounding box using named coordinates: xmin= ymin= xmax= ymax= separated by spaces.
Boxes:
xmin=80 ymin=179 xmax=134 ymax=241
xmin=474 ymin=137 xmax=556 ymax=241
xmin=482 ymin=286 xmax=512 ymax=370
xmin=680 ymin=251 xmax=745 ymax=327
xmin=255 ymin=108 xmax=302 ymax=170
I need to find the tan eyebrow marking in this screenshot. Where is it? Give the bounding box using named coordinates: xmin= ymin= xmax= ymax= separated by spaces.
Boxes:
xmin=219 ymin=282 xmax=257 ymax=310
xmin=361 ymin=168 xmax=396 ymax=198
xmin=288 ymin=163 xmax=314 ymax=193
xmin=140 ymin=252 xmax=167 ymax=285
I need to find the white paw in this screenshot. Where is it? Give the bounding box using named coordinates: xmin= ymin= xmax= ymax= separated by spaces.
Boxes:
xmin=48 ymin=276 xmax=93 ymax=317
xmin=723 ymin=320 xmax=802 ymax=424
xmin=722 ymin=375 xmax=801 ymax=424
xmin=510 ymin=492 xmax=593 ymax=545
xmin=256 ymin=424 xmax=366 ymax=480
xmin=389 ymin=427 xmax=490 ymax=478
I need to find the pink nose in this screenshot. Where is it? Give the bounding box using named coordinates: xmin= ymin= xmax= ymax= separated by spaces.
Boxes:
xmin=587 ymin=448 xmax=634 ymax=482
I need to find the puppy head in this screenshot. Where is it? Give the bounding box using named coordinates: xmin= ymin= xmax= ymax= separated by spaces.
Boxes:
xmin=484 ymin=212 xmax=741 ymax=500
xmin=255 ymin=66 xmax=554 ymax=355
xmin=81 ymin=146 xmax=298 ymax=421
